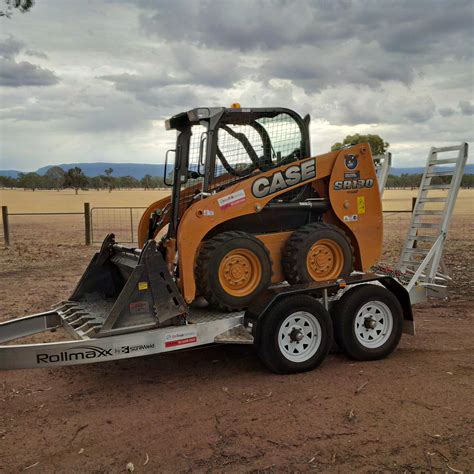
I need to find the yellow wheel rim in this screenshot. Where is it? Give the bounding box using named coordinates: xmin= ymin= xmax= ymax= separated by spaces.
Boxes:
xmin=306 ymin=239 xmax=344 ymax=280
xmin=218 ymin=248 xmax=262 ymax=297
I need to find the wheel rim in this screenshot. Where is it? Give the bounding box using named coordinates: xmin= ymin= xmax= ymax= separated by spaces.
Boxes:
xmin=354 ymin=300 xmax=393 ymax=348
xmin=306 ymin=239 xmax=344 ymax=280
xmin=218 ymin=248 xmax=262 ymax=297
xmin=278 ymin=311 xmax=322 ymax=362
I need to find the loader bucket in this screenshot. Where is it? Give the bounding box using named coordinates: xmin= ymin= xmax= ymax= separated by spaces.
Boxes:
xmin=67 ymin=234 xmax=187 ymax=337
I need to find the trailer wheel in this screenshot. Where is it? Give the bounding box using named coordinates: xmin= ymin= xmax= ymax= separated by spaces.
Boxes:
xmin=257 ymin=295 xmax=332 ymax=374
xmin=282 ymin=222 xmax=353 ymax=284
xmin=196 ymin=231 xmax=272 ymax=311
xmin=331 ymin=285 xmax=403 ymax=361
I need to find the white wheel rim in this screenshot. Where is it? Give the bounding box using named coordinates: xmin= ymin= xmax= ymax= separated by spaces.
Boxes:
xmin=278 ymin=311 xmax=322 ymax=363
xmin=354 ymin=300 xmax=393 ymax=349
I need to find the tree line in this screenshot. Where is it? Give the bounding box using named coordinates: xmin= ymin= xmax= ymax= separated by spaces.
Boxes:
xmin=386 ymin=173 xmax=474 ymax=189
xmin=0 ymin=166 xmax=166 ymax=193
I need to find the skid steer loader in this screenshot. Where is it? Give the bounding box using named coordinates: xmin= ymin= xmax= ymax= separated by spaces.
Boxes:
xmin=135 ymin=106 xmax=382 ymax=312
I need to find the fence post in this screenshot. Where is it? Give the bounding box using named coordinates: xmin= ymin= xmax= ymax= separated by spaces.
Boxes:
xmin=84 ymin=202 xmax=91 ymax=246
xmin=2 ymin=206 xmax=10 ymax=247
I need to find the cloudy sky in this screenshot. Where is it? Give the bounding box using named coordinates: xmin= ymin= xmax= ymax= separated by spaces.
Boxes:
xmin=0 ymin=0 xmax=473 ymax=171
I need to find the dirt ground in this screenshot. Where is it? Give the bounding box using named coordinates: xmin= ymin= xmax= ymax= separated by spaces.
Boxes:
xmin=0 ymin=190 xmax=473 ymax=473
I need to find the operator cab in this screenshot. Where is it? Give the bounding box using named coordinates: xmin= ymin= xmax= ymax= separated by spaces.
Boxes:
xmin=165 ymin=106 xmax=310 ymax=189
xmin=162 ymin=106 xmax=311 ymax=237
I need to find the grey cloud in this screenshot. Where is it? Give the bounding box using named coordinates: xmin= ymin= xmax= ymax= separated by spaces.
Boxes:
xmin=309 ymin=87 xmax=436 ymax=126
xmin=438 ymin=107 xmax=455 ymax=117
xmin=0 ymin=58 xmax=59 ymax=87
xmin=101 ymin=44 xmax=244 ymax=93
xmin=259 ymin=43 xmax=415 ymax=94
xmin=0 ymin=35 xmax=24 ymax=59
xmin=138 ymin=0 xmax=473 ymax=57
xmin=136 ymin=0 xmax=472 ymax=96
xmin=459 ymin=100 xmax=474 ymax=115
xmin=25 ymin=49 xmax=49 ymax=60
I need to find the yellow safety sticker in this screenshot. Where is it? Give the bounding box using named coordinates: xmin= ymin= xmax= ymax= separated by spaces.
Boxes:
xmin=138 ymin=281 xmax=148 ymax=291
xmin=357 ymin=196 xmax=366 ymax=214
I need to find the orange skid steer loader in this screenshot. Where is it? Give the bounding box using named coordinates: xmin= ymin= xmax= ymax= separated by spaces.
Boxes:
xmin=134 ymin=106 xmax=383 ymax=311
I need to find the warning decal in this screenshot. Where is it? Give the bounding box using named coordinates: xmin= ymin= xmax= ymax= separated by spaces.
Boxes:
xmin=164 ymin=329 xmax=198 ymax=348
xmin=217 ymin=189 xmax=246 ymax=210
xmin=357 ymin=196 xmax=366 ymax=214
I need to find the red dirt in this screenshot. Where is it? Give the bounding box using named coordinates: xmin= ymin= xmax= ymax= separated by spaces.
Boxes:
xmin=1 ymin=215 xmax=473 ymax=473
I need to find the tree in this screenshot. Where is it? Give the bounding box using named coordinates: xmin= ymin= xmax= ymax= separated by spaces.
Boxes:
xmin=0 ymin=0 xmax=34 ymax=17
xmin=331 ymin=134 xmax=389 ymax=156
xmin=88 ymin=175 xmax=104 ymax=191
xmin=0 ymin=175 xmax=17 ymax=189
xmin=118 ymin=176 xmax=138 ymax=189
xmin=17 ymin=172 xmax=41 ymax=191
xmin=102 ymin=167 xmax=115 ymax=192
xmin=45 ymin=166 xmax=65 ymax=191
xmin=63 ymin=167 xmax=88 ymax=194
xmin=141 ymin=174 xmax=153 ymax=190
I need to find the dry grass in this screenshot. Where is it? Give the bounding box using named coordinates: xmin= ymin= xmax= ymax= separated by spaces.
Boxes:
xmin=0 ymin=188 xmax=170 ymax=213
xmin=383 ymin=188 xmax=474 ymax=214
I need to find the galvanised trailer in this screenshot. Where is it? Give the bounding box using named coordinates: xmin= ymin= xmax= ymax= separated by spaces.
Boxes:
xmin=0 ymin=236 xmax=413 ymax=374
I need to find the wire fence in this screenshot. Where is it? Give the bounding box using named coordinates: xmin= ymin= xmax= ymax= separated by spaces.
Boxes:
xmin=90 ymin=207 xmax=147 ymax=244
xmin=1 ymin=201 xmax=416 ymax=248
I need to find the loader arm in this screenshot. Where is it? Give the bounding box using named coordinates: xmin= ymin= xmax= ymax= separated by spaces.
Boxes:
xmin=177 ymin=144 xmax=382 ymax=303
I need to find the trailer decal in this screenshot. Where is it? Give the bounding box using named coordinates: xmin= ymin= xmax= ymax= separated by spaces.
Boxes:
xmin=129 ymin=301 xmax=149 ymax=315
xmin=36 ymin=346 xmax=113 ymax=364
xmin=117 ymin=343 xmax=155 ymax=355
xmin=165 ymin=329 xmax=198 ymax=348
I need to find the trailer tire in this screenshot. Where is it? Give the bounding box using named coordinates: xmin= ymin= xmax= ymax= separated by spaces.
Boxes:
xmin=282 ymin=222 xmax=353 ymax=284
xmin=196 ymin=231 xmax=272 ymax=311
xmin=331 ymin=285 xmax=403 ymax=361
xmin=257 ymin=295 xmax=332 ymax=374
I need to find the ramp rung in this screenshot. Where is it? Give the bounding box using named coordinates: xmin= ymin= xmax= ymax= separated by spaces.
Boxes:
xmin=415 ymin=210 xmax=444 ymax=216
xmin=418 ymin=197 xmax=446 ymax=203
xmin=408 ymin=235 xmax=438 ymax=242
xmin=423 ymin=184 xmax=452 ymax=190
xmin=429 ymin=158 xmax=459 ymax=165
xmin=404 ymin=248 xmax=430 ymax=254
xmin=432 ymin=145 xmax=465 ymax=153
xmin=412 ymin=222 xmax=440 ymax=229
xmin=426 ymin=171 xmax=453 ymax=177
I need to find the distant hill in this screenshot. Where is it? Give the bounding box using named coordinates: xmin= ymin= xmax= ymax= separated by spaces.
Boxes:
xmin=1 ymin=162 xmax=473 ymax=179
xmin=0 ymin=169 xmax=21 ymax=178
xmin=35 ymin=163 xmax=167 ymax=179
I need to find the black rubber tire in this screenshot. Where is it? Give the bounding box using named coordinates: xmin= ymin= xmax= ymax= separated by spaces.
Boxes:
xmin=331 ymin=285 xmax=404 ymax=361
xmin=282 ymin=222 xmax=353 ymax=284
xmin=257 ymin=295 xmax=333 ymax=374
xmin=195 ymin=231 xmax=272 ymax=311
